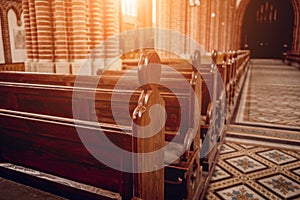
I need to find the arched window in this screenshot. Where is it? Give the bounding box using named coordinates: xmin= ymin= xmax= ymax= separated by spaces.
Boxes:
xmin=256 ymin=1 xmax=277 ymax=23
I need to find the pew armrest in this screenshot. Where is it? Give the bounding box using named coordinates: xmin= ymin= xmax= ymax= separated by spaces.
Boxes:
xmin=206 ymin=102 xmax=213 ymax=123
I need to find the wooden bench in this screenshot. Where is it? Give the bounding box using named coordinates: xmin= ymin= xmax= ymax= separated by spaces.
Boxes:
xmin=223 ymin=50 xmax=250 ymax=120
xmin=102 ymin=49 xmax=204 ymax=200
xmin=284 ymin=51 xmax=300 ymax=68
xmin=0 ymin=49 xmax=203 ymax=200
xmin=120 ymin=50 xmax=222 ymax=173
xmin=0 ymin=63 xmax=166 ymax=199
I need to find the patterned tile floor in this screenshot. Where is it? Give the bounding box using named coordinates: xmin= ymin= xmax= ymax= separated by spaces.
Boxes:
xmin=206 ymin=59 xmax=300 ymax=200
xmin=236 ymin=59 xmax=300 ymax=129
xmin=205 ymin=141 xmax=300 ymax=200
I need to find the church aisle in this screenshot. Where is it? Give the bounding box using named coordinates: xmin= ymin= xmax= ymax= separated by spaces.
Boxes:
xmin=206 ymin=59 xmax=300 ymax=200
xmin=236 ymin=59 xmax=300 ymax=130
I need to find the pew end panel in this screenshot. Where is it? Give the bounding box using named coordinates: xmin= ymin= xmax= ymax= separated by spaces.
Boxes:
xmin=132 ymin=88 xmax=166 ymax=200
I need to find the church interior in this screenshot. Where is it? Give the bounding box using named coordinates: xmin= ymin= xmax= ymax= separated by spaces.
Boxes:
xmin=0 ymin=0 xmax=299 ymax=199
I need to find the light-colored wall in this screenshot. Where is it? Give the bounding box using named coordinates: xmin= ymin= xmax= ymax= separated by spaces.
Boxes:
xmin=0 ymin=17 xmax=4 ymax=64
xmin=236 ymin=0 xmax=242 ymax=8
xmin=8 ymin=9 xmax=26 ymax=63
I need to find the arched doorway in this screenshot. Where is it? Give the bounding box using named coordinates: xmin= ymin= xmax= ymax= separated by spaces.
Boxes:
xmin=241 ymin=0 xmax=294 ymax=58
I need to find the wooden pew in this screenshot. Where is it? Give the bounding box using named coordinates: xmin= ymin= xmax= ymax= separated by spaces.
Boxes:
xmin=211 ymin=51 xmax=227 ymax=142
xmin=0 ymin=63 xmax=166 ymax=200
xmin=194 ymin=52 xmax=221 ymax=173
xmin=121 ymin=50 xmax=222 ymax=172
xmin=0 ymin=50 xmax=203 ymax=200
xmin=0 ymin=51 xmax=218 ymax=173
xmin=223 ymin=50 xmax=250 ymax=121
xmin=284 ymin=51 xmax=300 ymax=68
xmin=235 ymin=50 xmax=250 ymax=91
xmin=103 ymin=49 xmax=203 ymax=200
xmin=224 ymin=51 xmax=236 ymax=117
xmin=121 ymin=50 xmax=222 ymax=175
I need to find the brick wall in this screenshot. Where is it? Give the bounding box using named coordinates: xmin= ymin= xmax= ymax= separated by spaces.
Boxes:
xmin=22 ymin=0 xmax=120 ymax=74
xmin=1 ymin=0 xmax=299 ymax=68
xmin=156 ymin=0 xmax=238 ymax=53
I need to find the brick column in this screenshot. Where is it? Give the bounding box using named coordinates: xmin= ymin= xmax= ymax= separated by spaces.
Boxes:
xmin=70 ymin=0 xmax=88 ymax=74
xmin=218 ymin=0 xmax=225 ymax=51
xmin=214 ymin=0 xmax=220 ymax=50
xmin=22 ymin=0 xmax=33 ymax=66
xmin=193 ymin=6 xmax=202 ymax=46
xmin=102 ymin=0 xmax=120 ymax=68
xmin=156 ymin=0 xmax=170 ymax=58
xmin=27 ymin=0 xmax=39 ymax=71
xmin=209 ymin=0 xmax=216 ymax=51
xmin=199 ymin=0 xmax=208 ymax=51
xmin=21 ymin=0 xmax=120 ymax=74
xmin=227 ymin=0 xmax=234 ymax=50
xmin=170 ymin=0 xmax=186 ymax=56
xmin=205 ymin=0 xmax=212 ymax=51
xmin=0 ymin=11 xmax=12 ymax=64
xmin=52 ymin=0 xmax=69 ymax=73
xmin=156 ymin=0 xmax=189 ymax=57
xmin=88 ymin=1 xmax=103 ymax=51
xmin=223 ymin=0 xmax=229 ymax=51
xmin=187 ymin=3 xmax=204 ymax=53
xmin=88 ymin=0 xmax=104 ymax=74
xmin=35 ymin=0 xmax=54 ymax=72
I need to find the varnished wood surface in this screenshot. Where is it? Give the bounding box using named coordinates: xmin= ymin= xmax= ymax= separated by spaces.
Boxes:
xmin=0 ymin=49 xmax=250 ymax=200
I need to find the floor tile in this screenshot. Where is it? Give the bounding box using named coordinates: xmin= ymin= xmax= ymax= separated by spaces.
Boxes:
xmin=216 ymin=185 xmax=266 ymax=200
xmin=225 ymin=156 xmax=267 ymax=174
xmin=258 ymin=174 xmax=300 ymax=199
